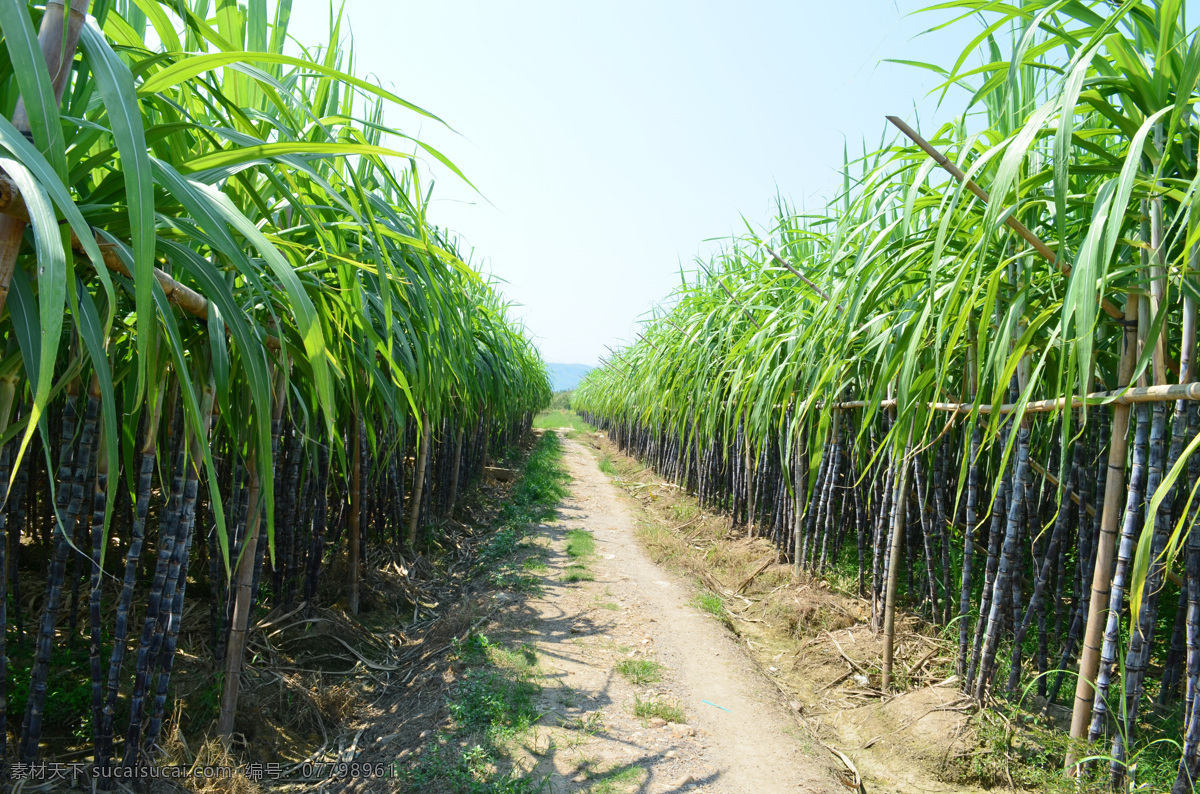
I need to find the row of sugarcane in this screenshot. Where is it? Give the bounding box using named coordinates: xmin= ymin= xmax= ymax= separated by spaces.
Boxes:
xmin=580 ymin=397 xmax=1192 ymax=776
xmin=576 ymin=2 xmax=1200 ymax=788
xmin=0 ymin=0 xmax=550 ymax=782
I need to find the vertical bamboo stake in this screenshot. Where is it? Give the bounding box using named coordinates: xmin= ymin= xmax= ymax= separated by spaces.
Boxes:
xmin=1068 ymin=292 xmax=1140 ymax=764
xmin=882 ymin=433 xmax=913 ymax=692
xmin=406 ymin=411 xmax=430 ymax=547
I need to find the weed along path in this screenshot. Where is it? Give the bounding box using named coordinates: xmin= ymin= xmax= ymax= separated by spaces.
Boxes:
xmin=514 ymin=431 xmax=844 ymax=792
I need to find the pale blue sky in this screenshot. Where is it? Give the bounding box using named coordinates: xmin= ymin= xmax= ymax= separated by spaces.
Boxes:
xmin=290 ymin=2 xmax=970 ymax=365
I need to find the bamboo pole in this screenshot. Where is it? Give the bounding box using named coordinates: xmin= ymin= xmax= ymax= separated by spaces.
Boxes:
xmin=882 ymin=435 xmax=912 ymax=691
xmin=714 ymin=278 xmax=761 ymax=330
xmin=764 ymin=246 xmax=843 ymax=310
xmin=885 ymin=115 xmax=1122 ymax=322
xmin=1067 ymin=291 xmax=1140 ymax=766
xmin=826 ymin=381 xmax=1200 ymax=414
xmin=1029 ymin=459 xmax=1096 ymax=519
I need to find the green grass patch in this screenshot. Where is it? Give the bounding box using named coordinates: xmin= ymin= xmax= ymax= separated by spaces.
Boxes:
xmin=562 ymin=528 xmax=597 ymax=583
xmin=583 ymin=763 xmax=646 ymax=793
xmin=565 ymin=529 xmax=595 ymax=558
xmin=632 ymin=695 xmax=685 ymax=724
xmin=614 ymin=658 xmax=663 ymax=686
xmin=477 ymin=433 xmax=570 ymax=595
xmin=690 ymin=591 xmax=734 ymax=629
xmin=564 ymin=711 xmax=606 ymax=736
xmin=691 ymin=592 xmax=726 ymax=618
xmin=404 ymin=632 xmax=547 ymax=792
xmin=563 ymin=564 xmax=595 ymax=582
xmin=945 ymin=699 xmax=1184 ymax=793
xmin=597 ymin=452 xmax=618 ymax=476
xmin=669 ymin=502 xmax=698 ymax=523
xmin=398 ymin=433 xmax=569 ymax=792
xmin=449 ymin=667 xmax=540 ymax=741
xmin=533 ymin=409 xmax=592 ymax=437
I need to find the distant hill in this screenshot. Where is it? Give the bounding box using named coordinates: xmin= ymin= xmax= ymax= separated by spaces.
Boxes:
xmin=547 ymin=363 xmax=594 ymax=392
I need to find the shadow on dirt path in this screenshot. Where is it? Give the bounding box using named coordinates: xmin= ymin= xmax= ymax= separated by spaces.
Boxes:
xmin=509 ymin=431 xmax=844 ymax=793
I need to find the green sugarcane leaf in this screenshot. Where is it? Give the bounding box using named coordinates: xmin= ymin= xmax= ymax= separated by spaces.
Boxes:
xmin=79 ymin=25 xmax=156 ymax=408
xmin=0 ymin=157 xmax=65 ymax=480
xmin=69 ymin=279 xmax=119 ymax=565
xmin=1102 ymin=107 xmax=1172 ymax=269
xmin=202 ymin=186 xmax=335 ymax=529
xmin=8 ymin=268 xmax=41 ymax=404
xmin=179 ymin=140 xmax=414 ymax=174
xmin=151 ymin=278 xmax=228 ymax=573
xmin=129 ymin=0 xmax=182 ymax=51
xmin=137 ymin=50 xmax=448 ymax=126
xmin=207 ymin=299 xmax=231 ymax=425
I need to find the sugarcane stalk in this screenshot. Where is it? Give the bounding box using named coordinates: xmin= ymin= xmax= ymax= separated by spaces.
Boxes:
xmin=217 ymin=439 xmax=264 ymax=743
xmin=88 ymin=397 xmax=108 ymax=769
xmin=933 ymin=442 xmax=953 ymax=625
xmin=1088 ymin=401 xmax=1151 ymax=742
xmin=958 ymin=425 xmax=982 ymax=677
xmin=143 ymin=378 xmax=216 ymax=756
xmin=1114 ymin=243 xmax=1193 ymax=783
xmin=20 ymin=381 xmax=97 ymax=762
xmin=872 ymin=439 xmax=896 ymax=625
xmin=1109 ymin=398 xmax=1171 ymax=780
xmin=1047 ymin=410 xmax=1107 ymax=709
xmin=793 ymin=425 xmax=807 ymax=571
xmin=9 ymin=438 xmax=29 ymax=641
xmin=914 ymin=456 xmax=939 ymax=621
xmin=121 ymin=395 xmax=188 ymax=767
xmin=1007 ymin=442 xmax=1074 ymax=696
xmin=406 ymin=410 xmax=430 ymax=546
xmin=304 ymin=443 xmax=330 ymax=604
xmin=349 ymin=408 xmax=362 ymax=615
xmin=0 ymin=373 xmax=17 ymax=767
xmin=975 ymin=423 xmax=1032 ymax=701
xmin=1161 ymin=582 xmax=1188 ymax=705
xmin=967 ymin=418 xmax=1011 ymax=694
xmin=447 ymin=423 xmax=464 ymax=517
xmin=97 ymin=385 xmax=164 ymax=772
xmin=1175 ymin=494 xmax=1200 ymax=792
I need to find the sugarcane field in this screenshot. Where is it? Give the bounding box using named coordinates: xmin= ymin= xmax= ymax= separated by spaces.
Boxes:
xmin=10 ymin=0 xmax=1200 ymax=792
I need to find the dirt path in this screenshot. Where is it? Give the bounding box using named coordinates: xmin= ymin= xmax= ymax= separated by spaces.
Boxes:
xmin=518 ymin=433 xmax=843 ymax=792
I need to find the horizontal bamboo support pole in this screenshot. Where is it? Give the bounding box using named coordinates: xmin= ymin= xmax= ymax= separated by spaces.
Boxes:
xmin=0 ymin=171 xmax=282 ymax=350
xmin=828 ymin=382 xmax=1200 ymax=415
